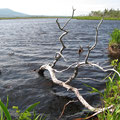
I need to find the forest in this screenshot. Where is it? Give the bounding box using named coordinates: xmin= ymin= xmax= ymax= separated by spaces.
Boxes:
xmin=89 ymin=9 xmax=120 ymax=18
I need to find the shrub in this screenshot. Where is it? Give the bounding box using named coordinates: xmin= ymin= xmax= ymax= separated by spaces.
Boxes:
xmin=109 ymin=28 xmax=120 ymax=45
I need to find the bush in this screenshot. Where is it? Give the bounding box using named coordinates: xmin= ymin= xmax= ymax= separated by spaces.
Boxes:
xmin=109 ymin=29 xmax=120 ymax=45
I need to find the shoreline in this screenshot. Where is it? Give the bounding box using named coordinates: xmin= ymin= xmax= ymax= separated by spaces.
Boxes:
xmin=74 ymin=16 xmax=120 ymax=20
xmin=0 ymin=16 xmax=120 ymax=20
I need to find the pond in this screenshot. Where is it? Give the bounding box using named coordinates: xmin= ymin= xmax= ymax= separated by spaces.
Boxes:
xmin=0 ymin=18 xmax=120 ymax=120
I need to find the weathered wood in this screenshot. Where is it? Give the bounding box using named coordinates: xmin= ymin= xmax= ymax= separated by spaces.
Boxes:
xmin=37 ymin=9 xmax=119 ymax=118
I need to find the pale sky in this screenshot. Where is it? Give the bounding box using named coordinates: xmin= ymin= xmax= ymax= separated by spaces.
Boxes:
xmin=0 ymin=0 xmax=120 ymax=16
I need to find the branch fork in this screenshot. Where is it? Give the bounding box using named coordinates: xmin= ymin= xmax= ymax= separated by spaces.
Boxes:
xmin=37 ymin=8 xmax=119 ymax=119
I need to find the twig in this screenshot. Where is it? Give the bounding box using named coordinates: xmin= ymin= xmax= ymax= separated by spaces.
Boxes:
xmin=85 ymin=19 xmax=103 ymax=63
xmin=55 ymin=52 xmax=67 ymax=62
xmin=58 ymin=100 xmax=78 ymax=120
xmin=84 ymin=105 xmax=113 ymax=120
xmin=62 ymin=7 xmax=76 ymax=30
xmin=88 ymin=62 xmax=120 ymax=77
xmin=76 ymin=77 xmax=106 ymax=82
xmin=53 ymin=62 xmax=77 ymax=73
xmin=65 ymin=62 xmax=85 ymax=83
xmin=51 ymin=8 xmax=76 ymax=68
xmin=65 ymin=65 xmax=78 ymax=83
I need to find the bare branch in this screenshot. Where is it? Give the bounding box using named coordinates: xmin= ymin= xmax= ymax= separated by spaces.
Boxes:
xmin=88 ymin=62 xmax=120 ymax=77
xmin=85 ymin=19 xmax=103 ymax=63
xmin=39 ymin=64 xmax=115 ymax=114
xmin=55 ymin=52 xmax=67 ymax=62
xmin=51 ymin=8 xmax=75 ymax=68
xmin=37 ymin=8 xmax=120 ymax=118
xmin=84 ymin=105 xmax=113 ymax=120
xmin=53 ymin=62 xmax=77 ymax=73
xmin=65 ymin=65 xmax=78 ymax=83
xmin=39 ymin=64 xmax=97 ymax=111
xmin=58 ymin=100 xmax=78 ymax=120
xmin=62 ymin=7 xmax=76 ymax=30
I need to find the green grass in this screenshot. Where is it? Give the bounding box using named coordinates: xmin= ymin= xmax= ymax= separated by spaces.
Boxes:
xmin=74 ymin=16 xmax=120 ymax=20
xmin=97 ymin=59 xmax=120 ymax=120
xmin=0 ymin=98 xmax=46 ymax=120
xmin=86 ymin=59 xmax=120 ymax=119
xmin=109 ymin=29 xmax=120 ymax=45
xmin=1 ymin=16 xmax=120 ymax=20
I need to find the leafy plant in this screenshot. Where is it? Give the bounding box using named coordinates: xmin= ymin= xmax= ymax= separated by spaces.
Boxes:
xmin=109 ymin=28 xmax=120 ymax=45
xmin=0 ymin=97 xmax=46 ymax=120
xmin=97 ymin=59 xmax=120 ymax=120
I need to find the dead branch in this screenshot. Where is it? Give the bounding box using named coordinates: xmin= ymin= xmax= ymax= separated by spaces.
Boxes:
xmin=51 ymin=8 xmax=76 ymax=68
xmin=88 ymin=62 xmax=120 ymax=77
xmin=39 ymin=64 xmax=115 ymax=114
xmin=37 ymin=9 xmax=120 ymax=119
xmin=39 ymin=64 xmax=98 ymax=112
xmin=84 ymin=105 xmax=113 ymax=120
xmin=58 ymin=100 xmax=78 ymax=120
xmin=85 ymin=19 xmax=103 ymax=63
xmin=65 ymin=19 xmax=103 ymax=83
xmin=65 ymin=65 xmax=79 ymax=83
xmin=54 ymin=62 xmax=78 ymax=73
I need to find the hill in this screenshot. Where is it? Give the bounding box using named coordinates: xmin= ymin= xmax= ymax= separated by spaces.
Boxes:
xmin=0 ymin=8 xmax=29 ymax=17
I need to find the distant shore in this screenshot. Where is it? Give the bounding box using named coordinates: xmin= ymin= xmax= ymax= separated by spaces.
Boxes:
xmin=0 ymin=16 xmax=69 ymax=20
xmin=0 ymin=16 xmax=120 ymax=20
xmin=73 ymin=16 xmax=120 ymax=20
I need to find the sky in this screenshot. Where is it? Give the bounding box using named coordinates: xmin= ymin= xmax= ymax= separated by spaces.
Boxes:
xmin=0 ymin=0 xmax=120 ymax=16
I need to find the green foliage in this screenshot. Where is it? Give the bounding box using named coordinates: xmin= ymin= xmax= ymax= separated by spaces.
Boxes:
xmin=86 ymin=59 xmax=120 ymax=119
xmin=0 ymin=98 xmax=46 ymax=120
xmin=89 ymin=8 xmax=120 ymax=18
xmin=97 ymin=59 xmax=120 ymax=120
xmin=74 ymin=16 xmax=120 ymax=20
xmin=74 ymin=16 xmax=102 ymax=20
xmin=109 ymin=29 xmax=120 ymax=45
xmin=25 ymin=102 xmax=40 ymax=112
xmin=0 ymin=99 xmax=12 ymax=120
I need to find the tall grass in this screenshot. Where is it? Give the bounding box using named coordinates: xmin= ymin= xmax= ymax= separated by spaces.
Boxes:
xmin=0 ymin=98 xmax=46 ymax=120
xmin=97 ymin=59 xmax=120 ymax=120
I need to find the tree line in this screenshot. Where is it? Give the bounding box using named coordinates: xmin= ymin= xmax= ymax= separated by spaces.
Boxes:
xmin=89 ymin=9 xmax=120 ymax=18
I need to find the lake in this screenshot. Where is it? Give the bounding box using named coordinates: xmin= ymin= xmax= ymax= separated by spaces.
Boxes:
xmin=0 ymin=18 xmax=120 ymax=120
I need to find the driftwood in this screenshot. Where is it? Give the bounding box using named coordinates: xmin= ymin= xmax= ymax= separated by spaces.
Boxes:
xmin=37 ymin=8 xmax=120 ymax=118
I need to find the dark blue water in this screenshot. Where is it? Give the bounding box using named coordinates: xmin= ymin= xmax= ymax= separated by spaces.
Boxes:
xmin=0 ymin=18 xmax=120 ymax=120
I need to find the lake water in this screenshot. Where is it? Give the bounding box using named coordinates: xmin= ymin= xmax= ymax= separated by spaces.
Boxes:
xmin=0 ymin=18 xmax=120 ymax=120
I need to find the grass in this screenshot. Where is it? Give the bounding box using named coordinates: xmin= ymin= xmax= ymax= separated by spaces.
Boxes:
xmin=73 ymin=16 xmax=120 ymax=20
xmin=109 ymin=29 xmax=120 ymax=45
xmin=97 ymin=59 xmax=120 ymax=120
xmin=1 ymin=16 xmax=120 ymax=20
xmin=0 ymin=97 xmax=46 ymax=120
xmin=85 ymin=59 xmax=120 ymax=119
